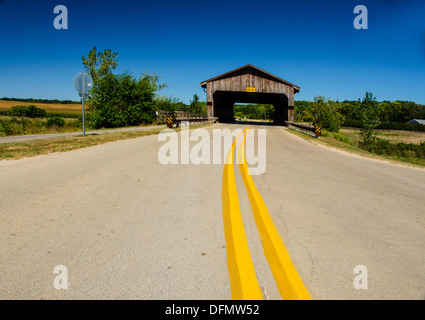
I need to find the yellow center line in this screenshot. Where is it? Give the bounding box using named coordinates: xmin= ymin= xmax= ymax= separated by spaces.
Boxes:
xmin=237 ymin=128 xmax=312 ymax=300
xmin=221 ymin=128 xmax=263 ymax=300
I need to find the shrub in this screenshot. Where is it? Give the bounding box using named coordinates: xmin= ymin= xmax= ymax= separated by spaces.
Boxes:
xmin=377 ymin=122 xmax=425 ymax=132
xmin=342 ymin=120 xmax=425 ymax=132
xmin=46 ymin=117 xmax=65 ymax=127
xmin=9 ymin=105 xmax=47 ymax=118
xmin=87 ymin=71 xmax=164 ymax=129
xmin=47 ymin=112 xmax=81 ymax=120
xmin=309 ymin=96 xmax=343 ymax=132
xmin=359 ymin=92 xmax=380 ymax=148
xmin=332 ymin=132 xmax=352 ymax=144
xmin=0 ymin=120 xmax=14 ymax=136
xmin=363 ymin=138 xmax=425 ymax=159
xmin=342 ymin=119 xmax=362 ymax=128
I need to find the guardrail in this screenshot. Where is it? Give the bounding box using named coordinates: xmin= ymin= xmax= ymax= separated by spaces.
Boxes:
xmin=285 ymin=121 xmax=322 ymax=138
xmin=156 ymin=111 xmax=173 ymax=124
xmin=156 ymin=110 xmax=217 ymax=128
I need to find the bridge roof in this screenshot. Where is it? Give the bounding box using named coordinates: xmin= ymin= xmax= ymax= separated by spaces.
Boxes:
xmin=200 ymin=64 xmax=300 ymax=93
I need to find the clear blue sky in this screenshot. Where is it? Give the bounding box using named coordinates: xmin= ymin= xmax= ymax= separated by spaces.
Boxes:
xmin=0 ymin=0 xmax=424 ymax=104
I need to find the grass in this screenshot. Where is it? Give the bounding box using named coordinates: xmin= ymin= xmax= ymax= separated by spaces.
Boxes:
xmin=340 ymin=128 xmax=425 ymax=145
xmin=0 ymin=100 xmax=82 ymax=114
xmin=0 ymin=117 xmax=83 ymax=136
xmin=0 ymin=124 xmax=210 ymax=161
xmin=286 ymin=127 xmax=425 ymax=168
xmin=0 ymin=129 xmax=164 ymax=160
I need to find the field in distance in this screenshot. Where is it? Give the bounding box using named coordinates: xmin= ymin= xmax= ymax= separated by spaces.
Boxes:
xmin=0 ymin=100 xmax=82 ymax=114
xmin=340 ymin=128 xmax=425 ymax=145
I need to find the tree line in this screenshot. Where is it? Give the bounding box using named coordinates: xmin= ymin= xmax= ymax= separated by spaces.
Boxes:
xmin=234 ymin=104 xmax=274 ymax=120
xmin=296 ymin=93 xmax=425 ymax=157
xmin=295 ymin=99 xmax=425 ymax=125
xmin=0 ymin=97 xmax=80 ymax=104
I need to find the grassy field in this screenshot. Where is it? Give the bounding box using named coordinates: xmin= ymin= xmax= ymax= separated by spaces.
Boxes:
xmin=340 ymin=128 xmax=425 ymax=144
xmin=287 ymin=127 xmax=425 ymax=168
xmin=0 ymin=100 xmax=82 ymax=114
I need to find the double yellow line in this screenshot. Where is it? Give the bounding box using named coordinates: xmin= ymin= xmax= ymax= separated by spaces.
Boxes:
xmin=221 ymin=128 xmax=311 ymax=300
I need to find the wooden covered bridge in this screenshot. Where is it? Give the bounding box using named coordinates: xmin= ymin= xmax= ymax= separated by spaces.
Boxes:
xmin=200 ymin=64 xmax=300 ymax=125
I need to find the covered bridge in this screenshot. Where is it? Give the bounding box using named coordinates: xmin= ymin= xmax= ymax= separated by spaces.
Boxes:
xmin=200 ymin=64 xmax=300 ymax=125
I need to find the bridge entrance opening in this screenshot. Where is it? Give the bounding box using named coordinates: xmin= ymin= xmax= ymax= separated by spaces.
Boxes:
xmin=213 ymin=91 xmax=288 ymax=125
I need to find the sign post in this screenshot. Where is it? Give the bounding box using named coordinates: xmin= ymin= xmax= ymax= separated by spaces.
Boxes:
xmin=73 ymin=72 xmax=93 ymax=136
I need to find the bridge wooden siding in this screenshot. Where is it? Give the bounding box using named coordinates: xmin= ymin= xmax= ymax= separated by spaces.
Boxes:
xmin=200 ymin=64 xmax=300 ymax=125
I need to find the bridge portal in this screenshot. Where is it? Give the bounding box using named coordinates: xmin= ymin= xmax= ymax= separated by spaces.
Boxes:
xmin=200 ymin=64 xmax=300 ymax=125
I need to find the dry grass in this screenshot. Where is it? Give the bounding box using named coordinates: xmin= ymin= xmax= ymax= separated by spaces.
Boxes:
xmin=0 ymin=100 xmax=82 ymax=114
xmin=341 ymin=128 xmax=425 ymax=145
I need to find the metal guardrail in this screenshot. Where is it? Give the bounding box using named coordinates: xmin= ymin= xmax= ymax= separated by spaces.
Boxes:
xmin=156 ymin=110 xmax=216 ymax=128
xmin=285 ymin=121 xmax=322 ymax=138
xmin=166 ymin=116 xmax=212 ymax=128
xmin=156 ymin=110 xmax=173 ymax=124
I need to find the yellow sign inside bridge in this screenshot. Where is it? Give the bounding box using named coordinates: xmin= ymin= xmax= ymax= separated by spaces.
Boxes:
xmin=246 ymin=87 xmax=256 ymax=92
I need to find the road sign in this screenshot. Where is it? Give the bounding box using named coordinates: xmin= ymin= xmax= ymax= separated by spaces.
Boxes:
xmin=73 ymin=72 xmax=93 ymax=137
xmin=73 ymin=72 xmax=93 ymax=98
xmin=315 ymin=126 xmax=322 ymax=137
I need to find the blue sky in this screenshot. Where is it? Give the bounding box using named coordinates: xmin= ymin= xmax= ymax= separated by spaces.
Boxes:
xmin=0 ymin=0 xmax=424 ymax=104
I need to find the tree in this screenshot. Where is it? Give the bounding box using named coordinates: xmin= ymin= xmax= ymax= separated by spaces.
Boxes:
xmin=189 ymin=94 xmax=204 ymax=114
xmin=153 ymin=96 xmax=189 ymax=112
xmin=308 ymin=96 xmax=343 ymax=132
xmin=359 ymin=92 xmax=380 ymax=149
xmin=82 ymin=46 xmax=118 ymax=85
xmin=86 ymin=71 xmax=166 ymax=128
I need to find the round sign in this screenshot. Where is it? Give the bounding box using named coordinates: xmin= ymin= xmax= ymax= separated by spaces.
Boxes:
xmin=73 ymin=72 xmax=93 ymax=97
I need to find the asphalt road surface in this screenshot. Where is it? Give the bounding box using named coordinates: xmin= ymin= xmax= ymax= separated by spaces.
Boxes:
xmin=0 ymin=123 xmax=424 ymax=299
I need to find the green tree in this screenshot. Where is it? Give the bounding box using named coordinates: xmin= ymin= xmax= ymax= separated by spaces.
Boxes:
xmin=308 ymin=96 xmax=343 ymax=132
xmin=189 ymin=94 xmax=205 ymax=114
xmin=82 ymin=46 xmax=119 ymax=85
xmin=359 ymin=92 xmax=380 ymax=149
xmin=153 ymin=96 xmax=189 ymax=112
xmin=9 ymin=105 xmax=47 ymax=118
xmin=87 ymin=71 xmax=166 ymax=128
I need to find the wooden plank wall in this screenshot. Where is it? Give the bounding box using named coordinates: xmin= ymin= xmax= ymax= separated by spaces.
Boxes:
xmin=206 ymin=74 xmax=295 ymax=106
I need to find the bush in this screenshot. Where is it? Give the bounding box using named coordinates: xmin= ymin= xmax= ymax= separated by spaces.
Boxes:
xmin=342 ymin=119 xmax=363 ymax=128
xmin=332 ymin=132 xmax=352 ymax=144
xmin=47 ymin=112 xmax=81 ymax=120
xmin=0 ymin=120 xmax=14 ymax=136
xmin=87 ymin=71 xmax=164 ymax=129
xmin=362 ymin=138 xmax=425 ymax=159
xmin=309 ymin=96 xmax=343 ymax=132
xmin=377 ymin=122 xmax=425 ymax=132
xmin=9 ymin=105 xmax=47 ymax=118
xmin=46 ymin=117 xmax=65 ymax=127
xmin=342 ymin=119 xmax=425 ymax=132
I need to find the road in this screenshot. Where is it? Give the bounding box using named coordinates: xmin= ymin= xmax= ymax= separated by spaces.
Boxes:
xmin=0 ymin=123 xmax=424 ymax=299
